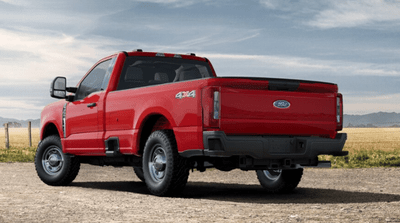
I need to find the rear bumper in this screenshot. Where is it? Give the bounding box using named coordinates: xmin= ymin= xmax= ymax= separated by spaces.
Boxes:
xmin=181 ymin=131 xmax=347 ymax=160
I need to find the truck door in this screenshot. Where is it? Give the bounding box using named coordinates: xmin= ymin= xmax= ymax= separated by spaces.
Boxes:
xmin=64 ymin=58 xmax=115 ymax=155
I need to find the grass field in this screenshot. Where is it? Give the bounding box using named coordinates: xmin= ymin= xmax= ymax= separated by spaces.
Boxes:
xmin=0 ymin=128 xmax=40 ymax=162
xmin=0 ymin=127 xmax=399 ymax=167
xmin=0 ymin=128 xmax=40 ymax=150
xmin=320 ymin=128 xmax=400 ymax=168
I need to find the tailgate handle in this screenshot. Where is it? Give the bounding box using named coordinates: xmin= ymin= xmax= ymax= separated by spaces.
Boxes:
xmin=87 ymin=103 xmax=97 ymax=108
xmin=269 ymin=80 xmax=299 ymax=91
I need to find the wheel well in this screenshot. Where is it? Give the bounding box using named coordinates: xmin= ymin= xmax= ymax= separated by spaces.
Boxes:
xmin=42 ymin=123 xmax=60 ymax=139
xmin=138 ymin=115 xmax=172 ymax=156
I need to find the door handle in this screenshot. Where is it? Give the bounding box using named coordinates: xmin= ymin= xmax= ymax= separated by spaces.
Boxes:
xmin=87 ymin=102 xmax=97 ymax=108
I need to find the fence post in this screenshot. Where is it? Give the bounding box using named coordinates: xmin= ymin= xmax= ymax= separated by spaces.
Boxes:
xmin=28 ymin=121 xmax=32 ymax=147
xmin=5 ymin=123 xmax=9 ymax=149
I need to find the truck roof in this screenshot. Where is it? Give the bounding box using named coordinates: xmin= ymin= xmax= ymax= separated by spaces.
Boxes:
xmin=125 ymin=49 xmax=208 ymax=62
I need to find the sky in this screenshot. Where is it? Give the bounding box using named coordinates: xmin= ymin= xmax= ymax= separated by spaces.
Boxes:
xmin=0 ymin=0 xmax=400 ymax=120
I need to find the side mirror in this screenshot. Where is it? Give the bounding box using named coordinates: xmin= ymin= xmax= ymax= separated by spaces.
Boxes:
xmin=50 ymin=77 xmax=67 ymax=99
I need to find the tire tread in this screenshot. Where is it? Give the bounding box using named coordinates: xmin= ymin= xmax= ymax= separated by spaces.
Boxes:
xmin=34 ymin=135 xmax=80 ymax=186
xmin=256 ymin=168 xmax=303 ymax=193
xmin=143 ymin=130 xmax=189 ymax=196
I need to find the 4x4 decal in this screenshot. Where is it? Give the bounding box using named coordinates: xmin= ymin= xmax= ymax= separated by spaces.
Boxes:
xmin=176 ymin=90 xmax=196 ymax=99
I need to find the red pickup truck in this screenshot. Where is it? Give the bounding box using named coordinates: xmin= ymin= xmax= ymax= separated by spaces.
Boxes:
xmin=35 ymin=50 xmax=347 ymax=196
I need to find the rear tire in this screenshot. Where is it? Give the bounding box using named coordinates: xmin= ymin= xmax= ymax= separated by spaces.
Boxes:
xmin=142 ymin=130 xmax=189 ymax=196
xmin=133 ymin=167 xmax=145 ymax=182
xmin=256 ymin=168 xmax=303 ymax=193
xmin=34 ymin=135 xmax=80 ymax=186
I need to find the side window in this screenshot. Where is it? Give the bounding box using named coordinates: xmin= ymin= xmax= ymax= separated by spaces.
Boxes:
xmin=101 ymin=57 xmax=117 ymax=90
xmin=75 ymin=59 xmax=112 ymax=101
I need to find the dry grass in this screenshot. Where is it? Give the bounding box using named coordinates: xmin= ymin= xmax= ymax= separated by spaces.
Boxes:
xmin=341 ymin=128 xmax=400 ymax=152
xmin=0 ymin=128 xmax=40 ymax=162
xmin=0 ymin=128 xmax=40 ymax=150
xmin=320 ymin=128 xmax=400 ymax=168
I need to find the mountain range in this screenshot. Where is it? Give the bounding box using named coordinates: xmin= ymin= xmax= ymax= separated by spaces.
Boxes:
xmin=343 ymin=112 xmax=400 ymax=127
xmin=1 ymin=112 xmax=400 ymax=129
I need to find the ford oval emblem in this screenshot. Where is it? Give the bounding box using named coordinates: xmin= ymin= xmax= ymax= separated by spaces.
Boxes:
xmin=273 ymin=100 xmax=290 ymax=109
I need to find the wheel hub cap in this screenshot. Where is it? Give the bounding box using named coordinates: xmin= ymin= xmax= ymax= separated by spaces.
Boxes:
xmin=148 ymin=146 xmax=167 ymax=182
xmin=153 ymin=155 xmax=166 ymax=171
xmin=263 ymin=169 xmax=282 ymax=181
xmin=42 ymin=146 xmax=64 ymax=175
xmin=48 ymin=154 xmax=61 ymax=166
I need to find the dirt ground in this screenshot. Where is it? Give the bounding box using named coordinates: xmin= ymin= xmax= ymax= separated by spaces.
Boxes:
xmin=0 ymin=163 xmax=400 ymax=223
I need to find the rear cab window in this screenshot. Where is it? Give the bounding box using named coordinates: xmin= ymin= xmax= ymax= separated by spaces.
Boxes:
xmin=116 ymin=56 xmax=213 ymax=91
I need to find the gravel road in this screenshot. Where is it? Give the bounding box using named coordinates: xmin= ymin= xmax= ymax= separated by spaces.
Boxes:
xmin=1 ymin=163 xmax=400 ymax=222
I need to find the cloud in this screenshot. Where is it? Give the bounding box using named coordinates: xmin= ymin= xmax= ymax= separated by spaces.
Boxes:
xmin=0 ymin=28 xmax=132 ymax=84
xmin=260 ymin=0 xmax=400 ymax=29
xmin=308 ymin=0 xmax=400 ymax=29
xmin=120 ymin=26 xmax=262 ymax=53
xmin=0 ymin=97 xmax=43 ymax=110
xmin=0 ymin=97 xmax=44 ymax=119
xmin=201 ymin=53 xmax=400 ymax=77
xmin=132 ymin=0 xmax=210 ymax=7
xmin=259 ymin=0 xmax=328 ymax=13
xmin=171 ymin=29 xmax=260 ymax=50
xmin=344 ymin=93 xmax=400 ymax=115
xmin=0 ymin=0 xmax=27 ymax=6
xmin=0 ymin=27 xmax=137 ymax=119
xmin=259 ymin=0 xmax=281 ymax=10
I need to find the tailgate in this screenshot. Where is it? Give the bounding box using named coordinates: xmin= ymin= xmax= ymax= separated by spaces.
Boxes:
xmin=215 ymin=77 xmax=339 ymax=138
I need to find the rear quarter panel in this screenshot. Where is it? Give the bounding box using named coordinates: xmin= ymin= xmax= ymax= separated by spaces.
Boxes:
xmin=104 ymin=79 xmax=211 ymax=154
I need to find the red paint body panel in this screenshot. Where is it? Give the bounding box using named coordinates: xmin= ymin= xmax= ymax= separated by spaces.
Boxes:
xmin=200 ymin=78 xmax=339 ymax=138
xmin=63 ymin=91 xmax=105 ymax=155
xmin=40 ymin=51 xmax=343 ymax=157
xmin=40 ymin=100 xmax=64 ymax=139
xmin=104 ymin=79 xmax=207 ymax=155
xmin=221 ymin=88 xmax=337 ymax=138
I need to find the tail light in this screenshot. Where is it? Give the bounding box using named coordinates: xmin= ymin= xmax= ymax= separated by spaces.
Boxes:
xmin=213 ymin=91 xmax=220 ymax=119
xmin=336 ymin=93 xmax=343 ymax=131
xmin=202 ymin=86 xmax=220 ymax=129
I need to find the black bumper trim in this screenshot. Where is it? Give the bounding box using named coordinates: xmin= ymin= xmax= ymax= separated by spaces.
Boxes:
xmin=199 ymin=131 xmax=347 ymax=159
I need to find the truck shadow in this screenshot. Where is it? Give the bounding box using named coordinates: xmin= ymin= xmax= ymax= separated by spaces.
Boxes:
xmin=71 ymin=180 xmax=400 ymax=204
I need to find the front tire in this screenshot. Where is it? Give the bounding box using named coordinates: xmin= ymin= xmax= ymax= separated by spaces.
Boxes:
xmin=34 ymin=135 xmax=80 ymax=186
xmin=142 ymin=130 xmax=189 ymax=196
xmin=256 ymin=168 xmax=303 ymax=193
